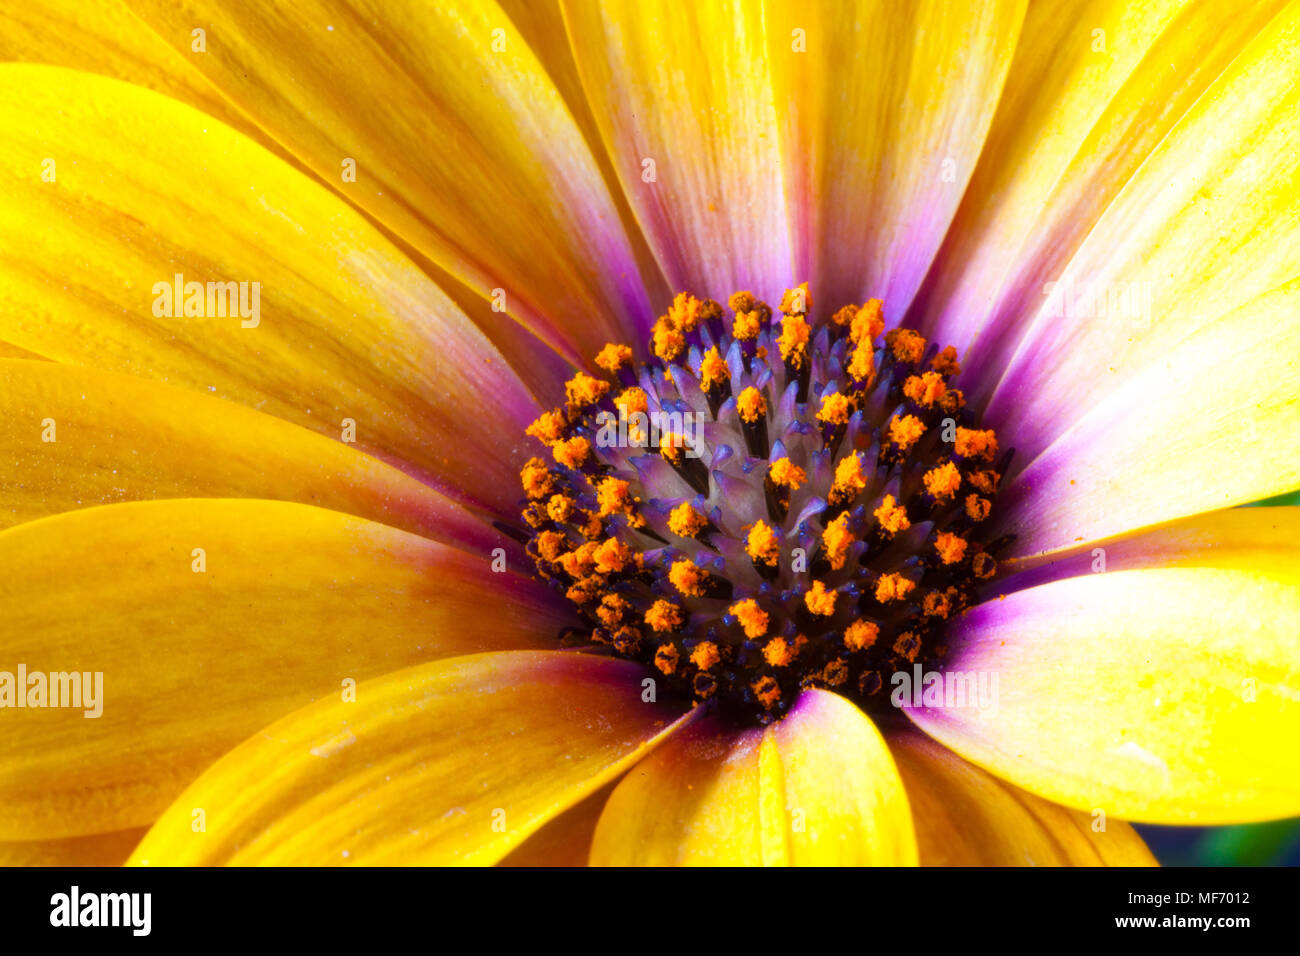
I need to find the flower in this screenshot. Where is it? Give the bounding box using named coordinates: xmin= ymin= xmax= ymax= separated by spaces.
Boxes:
xmin=0 ymin=0 xmax=1298 ymax=867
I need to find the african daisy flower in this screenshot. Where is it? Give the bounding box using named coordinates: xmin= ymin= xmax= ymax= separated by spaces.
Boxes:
xmin=0 ymin=0 xmax=1297 ymax=869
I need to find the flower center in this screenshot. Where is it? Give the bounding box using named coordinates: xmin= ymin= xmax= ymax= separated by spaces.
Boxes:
xmin=511 ymin=285 xmax=1011 ymax=725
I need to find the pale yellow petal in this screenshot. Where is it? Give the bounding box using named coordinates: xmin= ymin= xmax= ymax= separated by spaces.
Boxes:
xmin=0 ymin=499 xmax=565 ymax=839
xmin=129 ymin=0 xmax=655 ymax=360
xmin=0 ymin=358 xmax=494 ymax=548
xmin=128 ymin=652 xmax=693 ymax=865
xmin=590 ymin=690 xmax=916 ymax=865
xmin=908 ymin=568 xmax=1300 ymax=824
xmin=890 ymin=730 xmax=1156 ymax=866
xmin=0 ymin=64 xmax=537 ymax=513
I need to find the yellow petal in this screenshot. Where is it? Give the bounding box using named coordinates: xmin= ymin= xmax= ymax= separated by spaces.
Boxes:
xmin=890 ymin=730 xmax=1156 ymax=866
xmin=0 ymin=64 xmax=538 ymax=514
xmin=563 ymin=0 xmax=794 ymax=303
xmin=590 ymin=689 xmax=916 ymax=865
xmin=129 ymin=0 xmax=654 ymax=361
xmin=0 ymin=358 xmax=494 ymax=548
xmin=0 ymin=499 xmax=566 ymax=840
xmin=497 ymin=782 xmax=614 ymax=867
xmin=982 ymin=3 xmax=1300 ymax=459
xmin=913 ymin=0 xmax=1283 ymax=358
xmin=0 ymin=0 xmax=280 ymax=156
xmin=907 ymin=568 xmax=1300 ymax=824
xmin=0 ymin=829 xmax=147 ymax=867
xmin=996 ymin=280 xmax=1300 ymax=557
xmin=128 ymin=652 xmax=693 ymax=865
xmin=1001 ymin=506 xmax=1300 ymax=590
xmin=765 ymin=0 xmax=1025 ymax=316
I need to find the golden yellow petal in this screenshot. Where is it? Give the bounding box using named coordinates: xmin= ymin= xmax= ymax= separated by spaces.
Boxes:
xmin=128 ymin=652 xmax=693 ymax=865
xmin=0 ymin=499 xmax=565 ymax=840
xmin=0 ymin=64 xmax=538 ymax=514
xmin=890 ymin=730 xmax=1156 ymax=866
xmin=590 ymin=689 xmax=916 ymax=865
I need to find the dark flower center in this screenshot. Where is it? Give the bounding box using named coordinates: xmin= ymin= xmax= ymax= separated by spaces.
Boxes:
xmin=509 ymin=286 xmax=1012 ymax=725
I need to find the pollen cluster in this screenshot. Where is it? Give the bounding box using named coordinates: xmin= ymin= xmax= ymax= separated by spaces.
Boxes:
xmin=513 ymin=286 xmax=1010 ymax=724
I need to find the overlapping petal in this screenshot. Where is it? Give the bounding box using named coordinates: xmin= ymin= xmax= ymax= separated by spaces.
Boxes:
xmin=995 ymin=281 xmax=1300 ymax=557
xmin=907 ymin=568 xmax=1300 ymax=824
xmin=0 ymin=499 xmax=566 ymax=839
xmin=910 ymin=0 xmax=1285 ymax=360
xmin=590 ymin=689 xmax=916 ymax=865
xmin=0 ymin=359 xmax=495 ymax=547
xmin=980 ymin=2 xmax=1300 ymax=459
xmin=0 ymin=64 xmax=538 ymax=514
xmin=563 ymin=0 xmax=795 ymax=305
xmin=129 ymin=0 xmax=655 ymax=361
xmin=128 ymin=652 xmax=693 ymax=865
xmin=889 ymin=730 xmax=1156 ymax=865
xmin=765 ymin=0 xmax=1024 ymax=319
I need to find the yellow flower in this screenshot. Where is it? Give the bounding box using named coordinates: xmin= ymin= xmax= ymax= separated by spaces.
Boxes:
xmin=1 ymin=0 xmax=1298 ymax=867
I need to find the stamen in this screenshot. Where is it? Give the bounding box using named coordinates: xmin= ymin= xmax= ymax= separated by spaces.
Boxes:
xmin=514 ymin=284 xmax=1011 ymax=724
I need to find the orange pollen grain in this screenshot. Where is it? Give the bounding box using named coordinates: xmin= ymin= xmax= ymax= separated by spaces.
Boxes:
xmin=690 ymin=641 xmax=722 ymax=671
xmin=668 ymin=501 xmax=708 ymax=538
xmin=886 ymin=328 xmax=927 ymax=364
xmin=732 ymin=310 xmax=761 ymax=341
xmin=850 ymin=299 xmax=885 ymax=344
xmin=645 ymin=599 xmax=684 ymax=633
xmin=596 ymin=478 xmax=636 ymax=518
xmin=779 ymin=282 xmax=812 ymax=316
xmin=822 ymin=513 xmax=854 ymax=570
xmin=594 ymin=343 xmax=633 ymax=374
xmin=669 ymin=559 xmax=707 ymax=597
xmin=565 ymin=372 xmax=610 ymax=409
xmin=536 ymin=530 xmax=566 ymax=564
xmin=830 ymin=454 xmax=869 ymax=505
xmin=654 ymin=643 xmax=680 ymax=675
xmin=730 ymin=599 xmax=770 ymax=639
xmin=736 ymin=386 xmax=767 ymax=423
xmin=965 ymin=494 xmax=992 ymax=521
xmin=614 ymin=386 xmax=648 ymax=417
xmin=816 ymin=391 xmax=853 ymax=427
xmin=546 ymin=494 xmax=575 ymax=523
xmin=844 ymin=620 xmax=879 ymax=652
xmin=752 ymin=676 xmax=782 ymax=710
xmin=903 ymin=371 xmax=948 ymax=407
xmin=597 ymin=593 xmax=630 ymax=627
xmin=931 ymin=345 xmax=961 ymax=376
xmin=652 ymin=317 xmax=686 ymax=361
xmin=875 ymin=572 xmax=915 ymax=603
xmin=746 ymin=519 xmax=780 ymax=566
xmin=847 ymin=340 xmax=875 ymax=384
xmin=804 ymin=580 xmax=837 ymax=616
xmin=763 ymin=636 xmax=798 ymax=667
xmin=873 ymin=494 xmax=911 ymax=535
xmin=955 ymin=427 xmax=999 ymax=461
xmin=728 ymin=290 xmax=757 ymax=314
xmin=776 ymin=314 xmax=811 ymax=367
xmin=525 ymin=410 xmax=566 ymax=446
xmin=923 ymin=461 xmax=962 ymax=500
xmin=699 ymin=346 xmax=730 ymax=390
xmin=520 ymin=457 xmax=555 ymax=500
xmin=552 ymin=436 xmax=590 ymax=470
xmin=934 ymin=531 xmax=968 ymax=565
xmin=593 ymin=537 xmax=634 ymax=574
xmin=888 ymin=414 xmax=926 ymax=450
xmin=768 ymin=457 xmax=806 ymax=490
